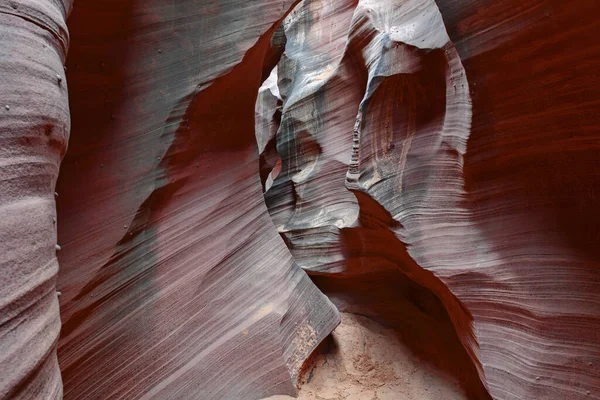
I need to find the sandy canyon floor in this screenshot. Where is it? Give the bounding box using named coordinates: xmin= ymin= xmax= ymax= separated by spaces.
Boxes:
xmin=264 ymin=313 xmax=467 ymax=400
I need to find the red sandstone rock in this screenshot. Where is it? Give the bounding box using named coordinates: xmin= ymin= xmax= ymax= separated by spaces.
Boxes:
xmin=55 ymin=1 xmax=338 ymax=399
xmin=261 ymin=0 xmax=600 ymax=399
xmin=0 ymin=0 xmax=71 ymax=398
xmin=1 ymin=0 xmax=599 ymax=399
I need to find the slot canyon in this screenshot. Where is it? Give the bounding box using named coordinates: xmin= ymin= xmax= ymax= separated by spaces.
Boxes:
xmin=0 ymin=0 xmax=599 ymax=399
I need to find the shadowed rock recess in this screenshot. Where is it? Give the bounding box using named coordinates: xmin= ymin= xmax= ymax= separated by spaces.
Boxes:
xmin=0 ymin=0 xmax=598 ymax=399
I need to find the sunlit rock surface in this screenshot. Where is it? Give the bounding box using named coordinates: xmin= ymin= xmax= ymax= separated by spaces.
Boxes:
xmin=1 ymin=0 xmax=599 ymax=399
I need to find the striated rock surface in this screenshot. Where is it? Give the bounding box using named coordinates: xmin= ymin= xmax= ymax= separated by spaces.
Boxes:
xmin=0 ymin=0 xmax=71 ymax=399
xmin=54 ymin=1 xmax=339 ymax=399
xmin=438 ymin=1 xmax=600 ymax=398
xmin=259 ymin=0 xmax=600 ymax=399
xmin=1 ymin=0 xmax=599 ymax=399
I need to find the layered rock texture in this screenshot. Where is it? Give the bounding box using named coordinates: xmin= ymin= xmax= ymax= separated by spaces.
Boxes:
xmin=1 ymin=0 xmax=599 ymax=399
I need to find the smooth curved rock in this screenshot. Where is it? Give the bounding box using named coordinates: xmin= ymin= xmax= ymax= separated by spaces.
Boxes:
xmin=0 ymin=0 xmax=71 ymax=398
xmin=55 ymin=1 xmax=338 ymax=399
xmin=259 ymin=0 xmax=600 ymax=399
xmin=1 ymin=0 xmax=599 ymax=399
xmin=438 ymin=1 xmax=600 ymax=398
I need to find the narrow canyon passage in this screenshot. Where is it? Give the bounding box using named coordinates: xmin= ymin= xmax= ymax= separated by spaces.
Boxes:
xmin=0 ymin=0 xmax=599 ymax=399
xmin=256 ymin=1 xmax=489 ymax=398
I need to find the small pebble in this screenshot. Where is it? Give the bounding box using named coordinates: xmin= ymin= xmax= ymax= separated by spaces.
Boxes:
xmin=158 ymin=49 xmax=162 ymax=54
xmin=536 ymin=377 xmax=540 ymax=381
xmin=124 ymin=225 xmax=128 ymax=229
xmin=54 ymin=192 xmax=59 ymax=197
xmin=57 ymin=74 xmax=62 ymax=83
xmin=52 ymin=217 xmax=56 ymax=224
xmin=56 ymin=291 xmax=61 ymax=297
xmin=4 ymin=105 xmax=9 ymax=111
xmin=55 ymin=244 xmax=61 ymax=251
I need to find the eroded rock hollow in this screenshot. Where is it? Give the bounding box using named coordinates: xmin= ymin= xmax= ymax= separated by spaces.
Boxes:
xmin=0 ymin=0 xmax=599 ymax=399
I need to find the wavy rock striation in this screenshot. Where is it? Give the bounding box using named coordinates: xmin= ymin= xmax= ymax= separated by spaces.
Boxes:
xmin=52 ymin=1 xmax=341 ymax=399
xmin=1 ymin=0 xmax=599 ymax=399
xmin=259 ymin=0 xmax=600 ymax=399
xmin=0 ymin=0 xmax=71 ymax=399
